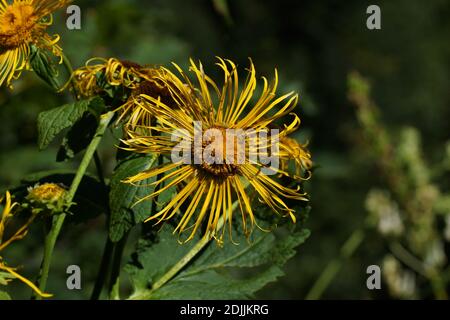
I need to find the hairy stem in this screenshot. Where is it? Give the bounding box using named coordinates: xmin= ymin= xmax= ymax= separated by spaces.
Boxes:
xmin=34 ymin=112 xmax=114 ymax=299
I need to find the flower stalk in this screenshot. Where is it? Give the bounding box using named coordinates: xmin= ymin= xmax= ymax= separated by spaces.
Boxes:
xmin=34 ymin=111 xmax=115 ymax=299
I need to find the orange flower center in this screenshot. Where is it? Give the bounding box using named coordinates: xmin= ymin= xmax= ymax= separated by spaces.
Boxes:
xmin=194 ymin=126 xmax=241 ymax=177
xmin=0 ymin=3 xmax=37 ymax=50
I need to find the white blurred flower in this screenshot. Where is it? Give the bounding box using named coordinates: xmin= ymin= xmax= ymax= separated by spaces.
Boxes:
xmin=383 ymin=255 xmax=417 ymax=299
xmin=366 ymin=189 xmax=404 ymax=237
xmin=424 ymin=240 xmax=446 ymax=270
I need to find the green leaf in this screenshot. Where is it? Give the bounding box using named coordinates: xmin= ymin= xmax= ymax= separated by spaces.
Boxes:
xmin=0 ymin=271 xmax=14 ymax=286
xmin=126 ymin=227 xmax=200 ymax=292
xmin=56 ymin=113 xmax=98 ymax=162
xmin=153 ymin=267 xmax=283 ymax=300
xmin=37 ymin=96 xmax=105 ymax=150
xmin=109 ymin=155 xmax=159 ymax=242
xmin=29 ymin=45 xmax=60 ymax=90
xmin=126 ymin=223 xmax=310 ymax=299
xmin=0 ymin=290 xmax=11 ymax=300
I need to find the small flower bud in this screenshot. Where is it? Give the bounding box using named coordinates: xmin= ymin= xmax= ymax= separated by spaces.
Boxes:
xmin=25 ymin=183 xmax=68 ymax=215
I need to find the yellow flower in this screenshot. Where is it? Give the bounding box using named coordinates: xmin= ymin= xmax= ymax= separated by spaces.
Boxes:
xmin=72 ymin=57 xmax=180 ymax=127
xmin=72 ymin=57 xmax=149 ymax=98
xmin=0 ymin=0 xmax=71 ymax=88
xmin=0 ymin=191 xmax=51 ymax=298
xmin=72 ymin=57 xmax=175 ymax=126
xmin=122 ymin=58 xmax=312 ymax=242
xmin=115 ymin=68 xmax=176 ymax=125
xmin=279 ymin=137 xmax=312 ymax=181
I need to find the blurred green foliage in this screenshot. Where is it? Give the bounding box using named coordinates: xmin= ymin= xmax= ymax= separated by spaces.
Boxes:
xmin=0 ymin=0 xmax=448 ymax=299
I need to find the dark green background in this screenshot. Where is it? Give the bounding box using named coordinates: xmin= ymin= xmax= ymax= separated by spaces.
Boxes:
xmin=0 ymin=0 xmax=448 ymax=299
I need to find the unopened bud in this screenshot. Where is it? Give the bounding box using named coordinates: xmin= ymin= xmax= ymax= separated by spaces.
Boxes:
xmin=26 ymin=183 xmax=68 ymax=214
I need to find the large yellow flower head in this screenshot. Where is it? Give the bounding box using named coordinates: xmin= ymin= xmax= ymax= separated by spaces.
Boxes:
xmin=122 ymin=58 xmax=312 ymax=242
xmin=0 ymin=191 xmax=51 ymax=297
xmin=0 ymin=0 xmax=70 ymax=88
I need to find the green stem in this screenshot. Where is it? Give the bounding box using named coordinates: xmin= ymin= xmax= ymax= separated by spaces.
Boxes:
xmin=306 ymin=228 xmax=365 ymax=300
xmin=34 ymin=111 xmax=114 ymax=299
xmin=128 ymin=202 xmax=237 ymax=300
xmin=61 ymin=53 xmax=78 ymax=94
xmin=90 ymin=151 xmax=114 ymax=300
xmin=388 ymin=241 xmax=427 ymax=277
xmin=93 ymin=151 xmax=106 ymax=185
xmin=62 ymin=52 xmax=74 ymax=74
xmin=108 ymin=234 xmax=129 ymax=300
xmin=91 ymin=237 xmax=114 ymax=300
xmin=66 ymin=112 xmax=114 ymax=202
xmin=55 ymin=52 xmax=80 ymax=100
